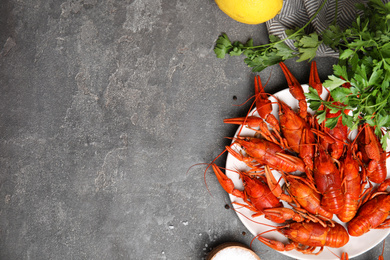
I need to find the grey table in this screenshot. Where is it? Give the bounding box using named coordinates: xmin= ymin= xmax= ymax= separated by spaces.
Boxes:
xmin=0 ymin=1 xmax=388 ymax=259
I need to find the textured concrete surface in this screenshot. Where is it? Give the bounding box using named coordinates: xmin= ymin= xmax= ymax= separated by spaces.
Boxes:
xmin=0 ymin=1 xmax=389 ymax=259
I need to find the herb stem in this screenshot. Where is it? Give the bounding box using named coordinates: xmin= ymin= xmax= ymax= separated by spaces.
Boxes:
xmin=332 ymin=0 xmax=339 ymax=26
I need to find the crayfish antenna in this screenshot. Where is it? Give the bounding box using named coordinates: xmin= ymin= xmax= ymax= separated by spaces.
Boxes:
xmin=187 ymin=162 xmax=213 ymax=195
xmin=379 ymin=239 xmax=385 ymax=260
xmin=327 ymin=249 xmax=348 ymax=260
xmin=232 ymin=206 xmax=280 ymax=227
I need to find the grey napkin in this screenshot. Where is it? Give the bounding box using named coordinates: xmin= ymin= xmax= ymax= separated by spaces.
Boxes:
xmin=266 ymin=0 xmax=370 ymax=57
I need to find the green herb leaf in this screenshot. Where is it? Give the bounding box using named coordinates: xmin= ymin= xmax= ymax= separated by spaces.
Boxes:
xmin=316 ymin=110 xmax=327 ymax=125
xmin=330 ymin=87 xmax=352 ymax=104
xmin=214 ymin=33 xmax=233 ymax=59
xmin=339 ymin=49 xmax=355 ymax=60
xmin=325 ymin=116 xmax=340 ymax=129
xmin=323 ymin=76 xmax=347 ymax=91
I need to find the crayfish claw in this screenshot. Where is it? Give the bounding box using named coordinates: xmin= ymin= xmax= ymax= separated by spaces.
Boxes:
xmin=223 ymin=116 xmax=263 ymax=128
xmin=279 ymin=62 xmax=307 ymax=119
xmin=263 ymin=207 xmax=305 ymax=223
xmin=256 ymin=236 xmax=295 ymax=252
xmin=309 ymin=61 xmax=323 ymax=96
xmin=254 ymin=75 xmax=281 ymax=132
xmin=211 ymin=164 xmax=244 ymax=199
xmin=341 ymin=252 xmax=349 ymax=260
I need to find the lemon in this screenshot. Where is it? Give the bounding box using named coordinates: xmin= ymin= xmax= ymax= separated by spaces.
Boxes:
xmin=215 ymin=0 xmax=283 ymax=25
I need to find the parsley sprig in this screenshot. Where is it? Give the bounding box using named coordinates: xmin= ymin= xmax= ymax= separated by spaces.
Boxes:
xmin=214 ymin=0 xmax=390 ymax=148
xmin=214 ymin=31 xmax=324 ymax=72
xmin=214 ymin=0 xmax=329 ymax=71
xmin=308 ymin=0 xmax=390 ymax=148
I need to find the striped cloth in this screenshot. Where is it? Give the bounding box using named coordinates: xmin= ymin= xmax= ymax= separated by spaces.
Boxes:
xmin=266 ymin=0 xmax=387 ymax=57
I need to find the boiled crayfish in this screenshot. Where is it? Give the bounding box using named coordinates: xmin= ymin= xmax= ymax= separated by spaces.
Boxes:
xmin=255 ymin=221 xmax=349 ymax=255
xmin=347 ymin=178 xmax=390 ymax=237
xmin=208 ymin=61 xmax=390 ymax=257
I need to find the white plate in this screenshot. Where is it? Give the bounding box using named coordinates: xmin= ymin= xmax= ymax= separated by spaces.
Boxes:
xmin=225 ymin=85 xmax=390 ymax=260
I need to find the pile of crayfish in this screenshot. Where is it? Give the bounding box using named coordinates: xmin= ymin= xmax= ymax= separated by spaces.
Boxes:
xmin=209 ymin=61 xmax=390 ymax=259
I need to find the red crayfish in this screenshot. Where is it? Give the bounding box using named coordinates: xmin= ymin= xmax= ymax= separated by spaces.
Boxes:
xmin=207 ymin=61 xmax=390 ymax=258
